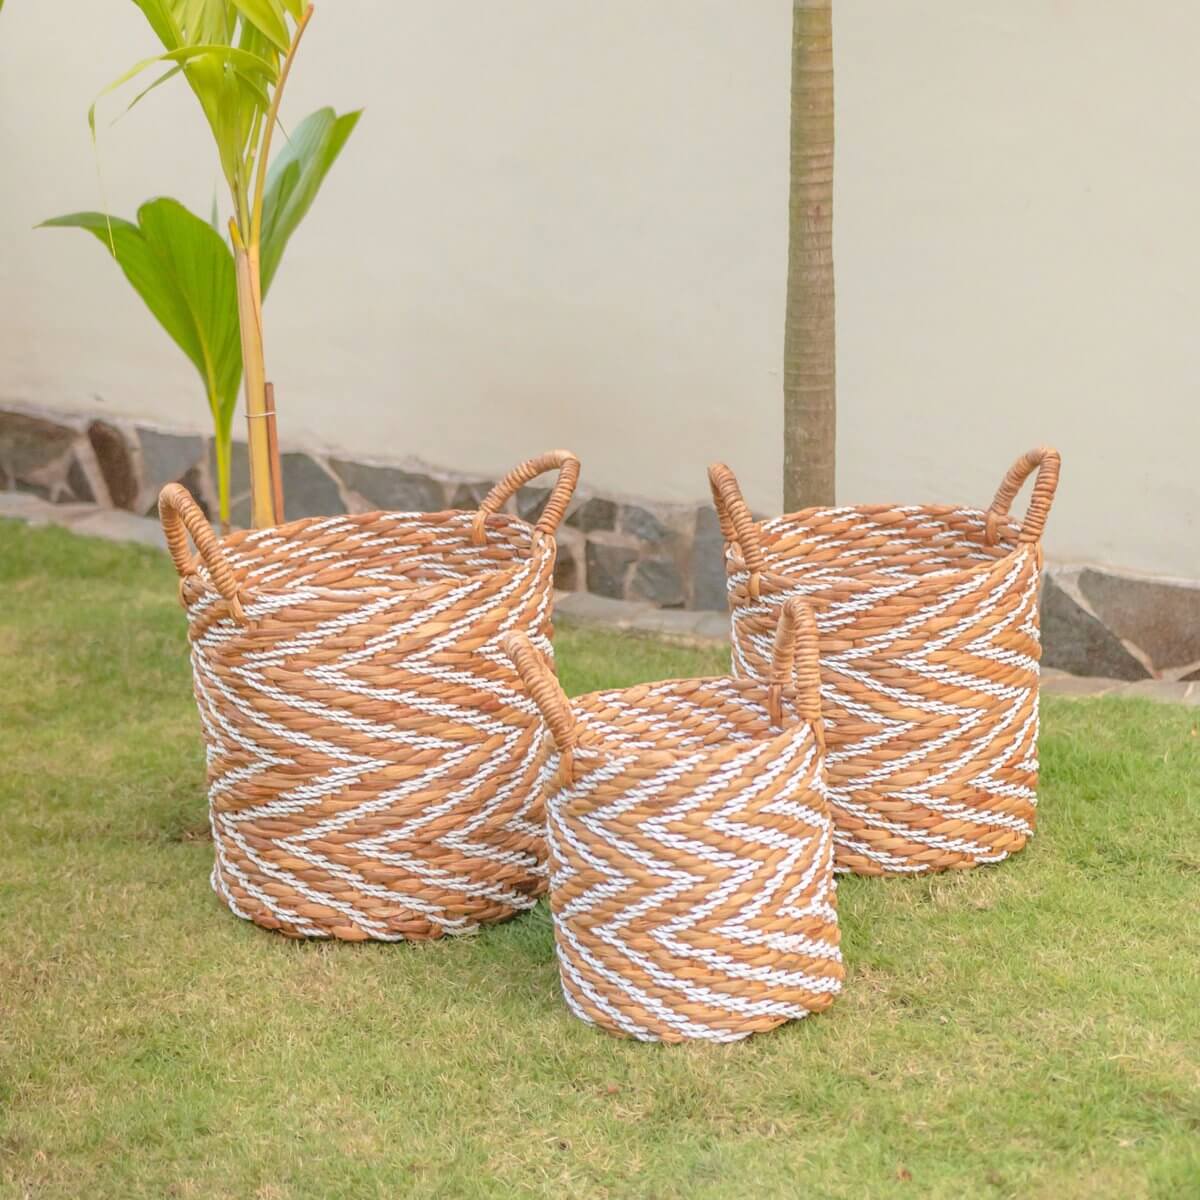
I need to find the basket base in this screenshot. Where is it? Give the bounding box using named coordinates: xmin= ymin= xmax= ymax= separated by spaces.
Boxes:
xmin=211 ymin=864 xmax=544 ymax=942
xmin=562 ymin=979 xmax=838 ymax=1044
xmin=832 ymin=831 xmax=1032 ymax=876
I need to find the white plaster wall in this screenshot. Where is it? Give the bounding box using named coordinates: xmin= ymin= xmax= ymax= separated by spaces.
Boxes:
xmin=835 ymin=1 xmax=1200 ymax=580
xmin=1 ymin=1 xmax=1196 ymax=578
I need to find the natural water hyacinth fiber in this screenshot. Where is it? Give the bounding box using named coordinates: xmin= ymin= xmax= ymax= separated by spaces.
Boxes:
xmin=709 ymin=446 xmax=1061 ymax=876
xmin=504 ymin=598 xmax=843 ymax=1043
xmin=159 ymin=450 xmax=579 ymax=940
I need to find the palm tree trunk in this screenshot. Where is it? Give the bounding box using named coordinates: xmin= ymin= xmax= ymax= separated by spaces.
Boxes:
xmin=783 ymin=0 xmax=836 ymax=511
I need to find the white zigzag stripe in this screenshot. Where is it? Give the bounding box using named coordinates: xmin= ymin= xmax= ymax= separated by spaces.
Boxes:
xmin=184 ymin=511 xmax=555 ymax=939
xmin=726 ymin=509 xmax=1044 ymax=873
xmin=544 ymin=688 xmax=842 ymax=1042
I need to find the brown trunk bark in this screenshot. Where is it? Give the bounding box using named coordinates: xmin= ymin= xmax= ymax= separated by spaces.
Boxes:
xmin=783 ymin=0 xmax=836 ymax=511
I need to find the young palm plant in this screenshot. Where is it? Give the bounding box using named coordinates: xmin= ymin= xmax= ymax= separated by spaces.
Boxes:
xmin=44 ymin=1 xmax=358 ymax=529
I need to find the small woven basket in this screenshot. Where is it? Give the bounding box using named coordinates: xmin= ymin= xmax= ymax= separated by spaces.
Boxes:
xmin=708 ymin=447 xmax=1061 ymax=876
xmin=503 ymin=599 xmax=843 ymax=1043
xmin=159 ymin=450 xmax=580 ymax=941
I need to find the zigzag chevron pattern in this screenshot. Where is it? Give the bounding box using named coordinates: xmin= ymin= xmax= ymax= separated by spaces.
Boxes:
xmin=176 ymin=507 xmax=558 ymax=940
xmin=725 ymin=505 xmax=1044 ymax=875
xmin=542 ymin=679 xmax=843 ymax=1043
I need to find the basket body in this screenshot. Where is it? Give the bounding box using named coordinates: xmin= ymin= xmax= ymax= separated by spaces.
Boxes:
xmin=535 ymin=670 xmax=842 ymax=1042
xmin=162 ymin=451 xmax=579 ymax=940
xmin=724 ymin=506 xmax=1045 ymax=875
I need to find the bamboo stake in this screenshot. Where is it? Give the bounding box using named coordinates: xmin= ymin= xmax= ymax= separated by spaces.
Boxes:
xmin=265 ymin=382 xmax=284 ymax=523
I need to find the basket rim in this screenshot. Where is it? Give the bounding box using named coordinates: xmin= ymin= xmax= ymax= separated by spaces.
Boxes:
xmin=185 ymin=506 xmax=553 ymax=608
xmin=563 ymin=673 xmax=819 ymax=767
xmin=724 ymin=502 xmax=1035 ymax=599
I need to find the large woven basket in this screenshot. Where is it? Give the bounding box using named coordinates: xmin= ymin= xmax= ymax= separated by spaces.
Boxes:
xmin=503 ymin=598 xmax=843 ymax=1043
xmin=159 ymin=450 xmax=580 ymax=941
xmin=708 ymin=446 xmax=1061 ymax=877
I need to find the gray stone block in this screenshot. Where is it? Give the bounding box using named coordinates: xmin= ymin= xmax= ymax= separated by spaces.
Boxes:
xmin=0 ymin=410 xmax=76 ymax=479
xmin=176 ymin=466 xmax=211 ymax=520
xmin=631 ymin=556 xmax=686 ymax=607
xmin=517 ymin=486 xmax=551 ymax=526
xmin=620 ymin=504 xmax=671 ymax=544
xmin=203 ymin=440 xmax=250 ymax=521
xmin=553 ymin=535 xmax=582 ymax=592
xmin=691 ymin=505 xmax=728 ymax=611
xmin=138 ymin=428 xmax=205 ymax=502
xmin=278 ymin=454 xmax=346 ymax=520
xmin=1078 ymin=567 xmax=1200 ymax=673
xmin=87 ymin=420 xmax=138 ymax=510
xmin=231 ymin=453 xmax=344 ymax=526
xmin=16 ymin=478 xmax=51 ymax=501
xmin=66 ymin=455 xmax=96 ymax=503
xmin=568 ymin=497 xmax=617 ymax=533
xmin=223 ymin=440 xmax=252 ymax=502
xmin=585 ymin=540 xmax=637 ymax=599
xmin=331 ymin=458 xmax=446 ymax=513
xmin=448 ymin=481 xmax=496 ymax=511
xmin=230 ymin=494 xmax=251 ymax=529
xmin=1041 ymin=574 xmax=1150 ymax=681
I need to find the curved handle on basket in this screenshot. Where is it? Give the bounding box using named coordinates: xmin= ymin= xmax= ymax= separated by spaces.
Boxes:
xmin=985 ymin=446 xmax=1061 ymax=546
xmin=502 ymin=633 xmax=578 ymax=782
xmin=158 ymin=484 xmax=247 ymax=623
xmin=472 ymin=450 xmax=581 ymax=545
xmin=767 ymin=598 xmax=824 ymax=742
xmin=707 ymin=463 xmax=766 ymax=598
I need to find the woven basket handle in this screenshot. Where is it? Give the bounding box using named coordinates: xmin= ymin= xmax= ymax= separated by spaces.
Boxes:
xmin=472 ymin=450 xmax=581 ymax=545
xmin=767 ymin=598 xmax=824 ymax=741
xmin=707 ymin=463 xmax=766 ymax=597
xmin=502 ymin=633 xmax=578 ymax=780
xmin=985 ymin=446 xmax=1061 ymax=545
xmin=158 ymin=484 xmax=247 ymax=623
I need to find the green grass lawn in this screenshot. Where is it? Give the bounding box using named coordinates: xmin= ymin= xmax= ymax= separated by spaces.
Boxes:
xmin=1 ymin=519 xmax=1198 ymax=1200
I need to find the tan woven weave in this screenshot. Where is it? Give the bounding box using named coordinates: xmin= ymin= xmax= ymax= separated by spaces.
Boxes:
xmin=709 ymin=447 xmax=1061 ymax=877
xmin=159 ymin=450 xmax=580 ymax=941
xmin=504 ymin=599 xmax=843 ymax=1043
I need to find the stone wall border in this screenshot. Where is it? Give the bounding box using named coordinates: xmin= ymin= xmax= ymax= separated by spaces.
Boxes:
xmin=3 ymin=403 xmax=1197 ymax=679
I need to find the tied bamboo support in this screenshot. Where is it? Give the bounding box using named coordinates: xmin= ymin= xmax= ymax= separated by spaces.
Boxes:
xmin=503 ymin=598 xmax=843 ymax=1043
xmin=709 ymin=447 xmax=1061 ymax=876
xmin=159 ymin=450 xmax=580 ymax=940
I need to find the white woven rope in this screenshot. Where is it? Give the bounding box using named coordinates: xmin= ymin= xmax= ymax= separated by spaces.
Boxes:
xmin=190 ymin=515 xmax=553 ymax=938
xmin=728 ymin=521 xmax=1041 ymax=873
xmin=546 ymin=710 xmax=840 ymax=1043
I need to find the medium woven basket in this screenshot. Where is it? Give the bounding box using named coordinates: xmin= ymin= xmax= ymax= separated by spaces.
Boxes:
xmin=159 ymin=450 xmax=580 ymax=941
xmin=503 ymin=598 xmax=843 ymax=1043
xmin=708 ymin=446 xmax=1061 ymax=877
